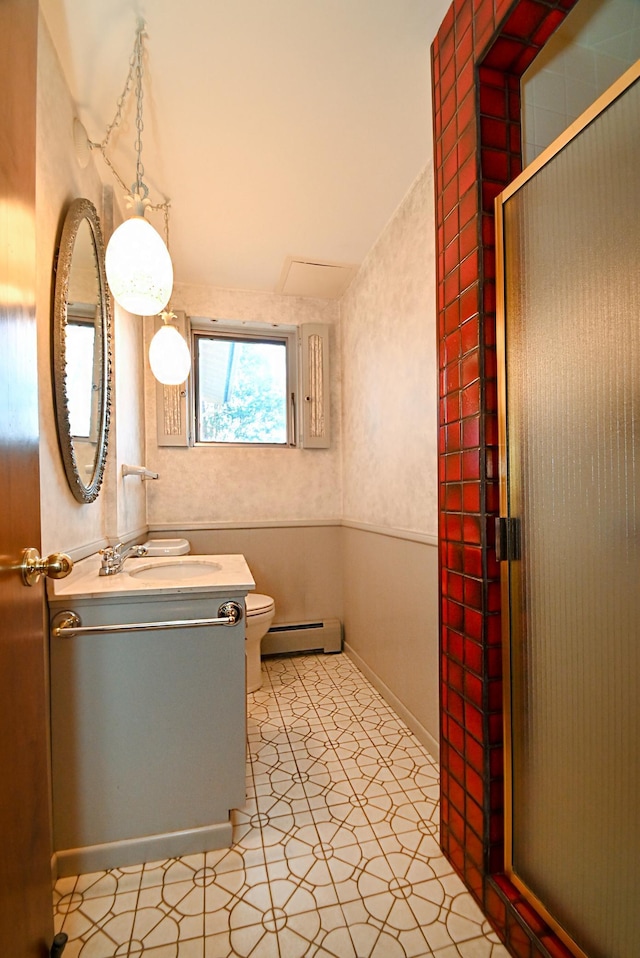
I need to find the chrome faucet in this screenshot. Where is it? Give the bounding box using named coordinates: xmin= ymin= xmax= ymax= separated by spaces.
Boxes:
xmin=99 ymin=542 xmax=148 ymax=576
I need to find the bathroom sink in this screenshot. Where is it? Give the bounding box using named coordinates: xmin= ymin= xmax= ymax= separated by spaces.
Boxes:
xmin=47 ymin=552 xmax=255 ymax=599
xmin=128 ymin=560 xmax=222 ymax=583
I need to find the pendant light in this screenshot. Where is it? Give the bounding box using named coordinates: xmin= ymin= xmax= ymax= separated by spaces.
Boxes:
xmin=101 ymin=23 xmax=173 ymax=315
xmin=149 ymin=312 xmax=191 ymax=385
xmin=88 ymin=20 xmax=190 ymax=384
xmin=105 ymin=199 xmax=173 ymax=316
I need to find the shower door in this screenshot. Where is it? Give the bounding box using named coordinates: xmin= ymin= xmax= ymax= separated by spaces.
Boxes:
xmin=496 ymin=63 xmax=640 ymax=958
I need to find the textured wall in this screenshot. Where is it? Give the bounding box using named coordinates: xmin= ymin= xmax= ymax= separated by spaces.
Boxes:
xmin=37 ymin=14 xmax=104 ymax=556
xmin=36 ymin=17 xmax=145 ymax=553
xmin=341 ymin=166 xmax=439 ymax=539
xmin=338 ymin=166 xmax=440 ymax=756
xmin=36 ymin=15 xmax=109 ymax=556
xmin=144 ymin=285 xmax=342 ymax=525
xmin=113 ymin=299 xmax=147 ymax=541
xmin=37 ymin=13 xmax=147 ymax=557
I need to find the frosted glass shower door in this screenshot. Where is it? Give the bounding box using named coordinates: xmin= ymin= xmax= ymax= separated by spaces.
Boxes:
xmin=496 ymin=65 xmax=640 ymax=958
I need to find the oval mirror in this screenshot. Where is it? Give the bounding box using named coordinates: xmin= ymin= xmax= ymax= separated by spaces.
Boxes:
xmin=53 ymin=198 xmax=112 ymax=503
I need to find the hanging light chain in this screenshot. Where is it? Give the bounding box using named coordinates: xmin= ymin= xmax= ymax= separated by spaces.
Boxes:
xmin=95 ymin=147 xmax=129 ymax=196
xmin=88 ymin=29 xmax=138 ymax=197
xmin=158 ymin=201 xmax=171 ymax=251
xmin=98 ymin=19 xmax=175 ymax=325
xmin=90 ymin=23 xmax=141 ymax=155
xmin=132 ymin=24 xmax=147 ymax=200
xmin=88 ymin=20 xmax=170 ymax=223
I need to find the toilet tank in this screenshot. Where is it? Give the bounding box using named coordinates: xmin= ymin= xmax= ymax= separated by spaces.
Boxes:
xmin=142 ymin=538 xmax=191 ymax=556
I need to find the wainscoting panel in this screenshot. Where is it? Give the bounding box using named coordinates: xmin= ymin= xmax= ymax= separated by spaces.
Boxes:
xmin=341 ymin=524 xmax=440 ymax=759
xmin=150 ymin=523 xmax=343 ymax=627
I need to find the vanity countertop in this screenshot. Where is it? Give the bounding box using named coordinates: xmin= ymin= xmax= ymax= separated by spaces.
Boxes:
xmin=48 ymin=553 xmax=255 ymax=601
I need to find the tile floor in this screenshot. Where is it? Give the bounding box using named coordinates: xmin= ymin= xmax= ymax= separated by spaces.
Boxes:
xmin=53 ymin=652 xmax=509 ymax=958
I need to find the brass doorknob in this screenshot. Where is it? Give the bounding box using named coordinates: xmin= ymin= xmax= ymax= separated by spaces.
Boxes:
xmin=21 ymin=548 xmax=73 ymax=587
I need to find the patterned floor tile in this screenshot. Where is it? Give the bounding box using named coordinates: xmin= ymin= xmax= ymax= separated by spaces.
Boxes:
xmin=53 ymin=653 xmax=508 ymax=958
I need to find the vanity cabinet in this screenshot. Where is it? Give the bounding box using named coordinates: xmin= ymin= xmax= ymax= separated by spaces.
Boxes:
xmin=48 ymin=554 xmax=254 ymax=877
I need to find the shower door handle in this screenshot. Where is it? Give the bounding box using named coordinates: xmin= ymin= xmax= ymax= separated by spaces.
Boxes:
xmin=495 ymin=517 xmax=521 ymax=562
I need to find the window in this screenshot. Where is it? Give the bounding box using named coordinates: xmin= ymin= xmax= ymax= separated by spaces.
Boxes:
xmin=161 ymin=318 xmax=330 ymax=450
xmin=194 ymin=327 xmax=296 ymax=445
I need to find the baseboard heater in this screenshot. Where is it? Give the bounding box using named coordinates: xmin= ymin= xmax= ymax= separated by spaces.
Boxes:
xmin=261 ymin=618 xmax=342 ymax=656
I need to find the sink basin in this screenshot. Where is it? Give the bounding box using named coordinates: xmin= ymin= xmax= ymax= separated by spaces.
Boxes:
xmin=128 ymin=560 xmax=222 ymax=583
xmin=47 ymin=552 xmax=255 ymax=600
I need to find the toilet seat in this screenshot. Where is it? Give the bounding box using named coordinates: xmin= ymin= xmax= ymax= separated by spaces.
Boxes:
xmin=246 ymin=593 xmax=275 ymax=616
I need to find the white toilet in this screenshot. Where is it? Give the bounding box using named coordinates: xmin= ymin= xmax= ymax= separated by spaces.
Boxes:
xmin=142 ymin=537 xmax=191 ymax=556
xmin=245 ymin=592 xmax=276 ymax=693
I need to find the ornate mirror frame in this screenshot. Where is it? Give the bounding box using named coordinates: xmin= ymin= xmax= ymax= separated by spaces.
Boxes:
xmin=53 ymin=197 xmax=112 ymax=503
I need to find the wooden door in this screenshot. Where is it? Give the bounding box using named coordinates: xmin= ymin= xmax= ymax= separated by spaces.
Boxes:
xmin=0 ymin=0 xmax=55 ymax=954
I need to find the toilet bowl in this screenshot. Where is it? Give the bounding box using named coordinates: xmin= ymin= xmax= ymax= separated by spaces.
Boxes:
xmin=245 ymin=592 xmax=276 ymax=692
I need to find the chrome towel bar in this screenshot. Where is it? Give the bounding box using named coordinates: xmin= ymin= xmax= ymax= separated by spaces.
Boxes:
xmin=51 ymin=601 xmax=243 ymax=639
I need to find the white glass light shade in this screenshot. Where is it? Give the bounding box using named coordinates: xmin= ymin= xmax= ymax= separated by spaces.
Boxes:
xmin=105 ymin=215 xmax=173 ymax=315
xmin=148 ymin=324 xmax=191 ymax=385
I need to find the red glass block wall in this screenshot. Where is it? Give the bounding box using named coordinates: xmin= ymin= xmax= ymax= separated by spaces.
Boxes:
xmin=432 ymin=1 xmax=579 ymax=956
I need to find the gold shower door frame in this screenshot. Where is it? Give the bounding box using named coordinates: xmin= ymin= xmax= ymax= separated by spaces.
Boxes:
xmin=496 ymin=61 xmax=640 ymax=958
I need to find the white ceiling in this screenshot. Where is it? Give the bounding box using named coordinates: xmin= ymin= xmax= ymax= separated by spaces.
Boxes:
xmin=40 ymin=0 xmax=451 ymax=297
